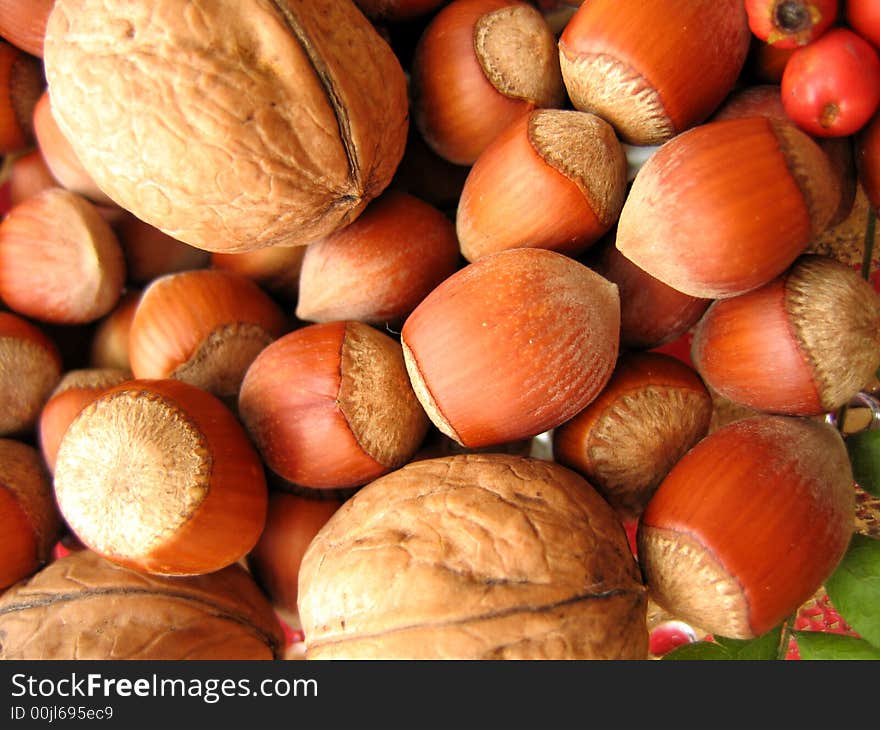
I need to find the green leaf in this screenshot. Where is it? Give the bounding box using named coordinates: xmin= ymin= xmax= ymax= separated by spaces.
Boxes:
xmin=663 ymin=626 xmax=783 ymax=661
xmin=794 ymin=632 xmax=880 ymax=660
xmin=715 ymin=626 xmax=783 ymax=660
xmin=846 ymin=430 xmax=880 ymax=496
xmin=662 ymin=640 xmax=732 ymax=660
xmin=825 ymin=533 xmax=880 ymax=648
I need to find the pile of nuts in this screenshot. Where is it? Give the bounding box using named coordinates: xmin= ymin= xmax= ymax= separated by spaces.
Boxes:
xmin=0 ymin=0 xmax=878 ymax=660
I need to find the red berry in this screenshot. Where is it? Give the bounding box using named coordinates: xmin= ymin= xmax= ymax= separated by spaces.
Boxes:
xmin=746 ymin=0 xmax=838 ymax=49
xmin=649 ymin=621 xmax=698 ymax=656
xmin=782 ymin=28 xmax=880 ymax=137
xmin=847 ymin=0 xmax=880 ymax=49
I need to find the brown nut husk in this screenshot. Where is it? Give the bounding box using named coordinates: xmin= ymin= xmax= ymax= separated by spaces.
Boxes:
xmin=43 ymin=0 xmax=409 ymax=253
xmin=0 ymin=550 xmax=285 ymax=659
xmin=298 ymin=454 xmax=648 ymax=659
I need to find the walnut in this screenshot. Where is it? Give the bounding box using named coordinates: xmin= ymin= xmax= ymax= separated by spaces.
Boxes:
xmin=0 ymin=550 xmax=285 ymax=659
xmin=298 ymin=453 xmax=648 ymax=659
xmin=43 ymin=0 xmax=409 ymax=253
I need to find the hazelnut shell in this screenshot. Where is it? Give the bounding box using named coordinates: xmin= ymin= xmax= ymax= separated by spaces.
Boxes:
xmin=54 ymin=378 xmax=268 ymax=576
xmin=247 ymin=492 xmax=342 ymax=616
xmin=128 ymin=269 xmax=288 ymax=398
xmin=0 ymin=439 xmax=62 ymax=590
xmin=401 ymin=247 xmax=620 ymax=448
xmin=583 ymin=236 xmax=710 ymax=351
xmin=0 ymin=187 xmax=126 ymax=324
xmin=0 ymin=0 xmax=54 ymax=57
xmin=411 ymin=0 xmax=564 ymax=165
xmin=616 ymin=117 xmax=838 ymax=298
xmin=38 ymin=368 xmax=132 ymax=472
xmin=558 ymin=0 xmax=751 ymax=145
xmin=638 ymin=415 xmax=855 ymax=639
xmin=0 ymin=311 xmax=62 ymax=437
xmin=296 ymin=191 xmax=461 ymax=326
xmin=553 ymin=352 xmax=713 ymax=520
xmin=691 ymin=255 xmax=880 ymax=416
xmin=456 ymin=109 xmax=627 ymax=262
xmin=239 ymin=320 xmax=430 ymax=489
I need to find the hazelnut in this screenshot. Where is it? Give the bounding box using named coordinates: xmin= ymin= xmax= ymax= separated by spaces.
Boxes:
xmin=456 ymin=109 xmax=627 ymax=261
xmin=247 ymin=492 xmax=343 ymax=618
xmin=553 ymin=352 xmax=713 ymax=521
xmin=43 ymin=0 xmax=409 ymax=252
xmin=0 ymin=550 xmax=285 ymax=659
xmin=691 ymin=255 xmax=880 ymax=416
xmin=411 ymin=0 xmax=564 ymax=165
xmin=616 ymin=117 xmax=838 ymax=299
xmin=0 ymin=39 xmax=42 ymax=155
xmin=0 ymin=188 xmax=126 ymax=324
xmin=583 ymin=235 xmax=710 ymax=351
xmin=32 ymin=90 xmax=118 ymax=208
xmin=0 ymin=311 xmax=62 ymax=437
xmin=0 ymin=0 xmax=54 ymax=57
xmin=558 ymin=0 xmax=752 ymax=145
xmin=401 ymin=247 xmax=620 ymax=448
xmin=296 ymin=191 xmax=461 ymax=327
xmin=128 ymin=270 xmax=288 ymax=399
xmin=711 ymin=84 xmax=856 ymax=227
xmin=238 ymin=321 xmax=430 ymax=490
xmin=212 ymin=246 xmax=306 ymax=305
xmin=54 ymin=378 xmax=268 ymax=576
xmin=0 ymin=438 xmax=62 ymax=591
xmin=298 ymin=454 xmax=648 ymax=659
xmin=638 ymin=415 xmax=854 ymax=639
xmin=115 ymin=212 xmax=210 ymax=285
xmin=6 ymin=149 xmax=57 ymax=207
xmin=38 ymin=368 xmax=131 ymax=472
xmin=88 ymin=289 xmax=140 ymax=371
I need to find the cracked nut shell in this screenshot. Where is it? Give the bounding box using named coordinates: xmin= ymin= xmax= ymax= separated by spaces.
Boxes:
xmin=298 ymin=453 xmax=648 ymax=659
xmin=43 ymin=0 xmax=409 ymax=252
xmin=0 ymin=550 xmax=284 ymax=659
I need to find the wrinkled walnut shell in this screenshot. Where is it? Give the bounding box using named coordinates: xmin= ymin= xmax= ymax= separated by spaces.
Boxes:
xmin=0 ymin=550 xmax=284 ymax=659
xmin=298 ymin=454 xmax=648 ymax=659
xmin=43 ymin=0 xmax=409 ymax=253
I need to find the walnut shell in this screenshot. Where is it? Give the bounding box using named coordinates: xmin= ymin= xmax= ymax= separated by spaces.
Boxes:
xmin=298 ymin=454 xmax=648 ymax=659
xmin=43 ymin=0 xmax=409 ymax=253
xmin=0 ymin=550 xmax=284 ymax=659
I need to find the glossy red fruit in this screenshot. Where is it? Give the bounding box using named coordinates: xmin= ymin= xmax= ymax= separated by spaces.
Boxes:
xmin=649 ymin=621 xmax=698 ymax=657
xmin=745 ymin=0 xmax=837 ymax=48
xmin=781 ymin=28 xmax=880 ymax=137
xmin=847 ymin=0 xmax=880 ymax=49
